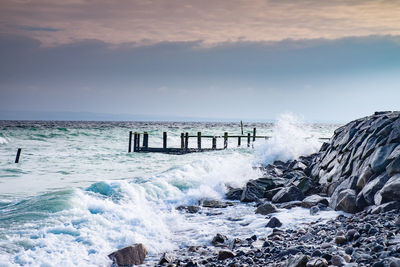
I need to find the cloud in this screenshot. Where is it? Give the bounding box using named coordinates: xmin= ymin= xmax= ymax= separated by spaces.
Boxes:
xmin=7 ymin=24 xmax=62 ymax=32
xmin=0 ymin=0 xmax=400 ymax=46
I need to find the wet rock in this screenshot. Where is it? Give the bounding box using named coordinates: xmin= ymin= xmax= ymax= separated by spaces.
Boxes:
xmin=335 ymin=189 xmax=357 ymax=213
xmin=310 ymin=206 xmax=319 ymax=215
xmin=266 ymin=217 xmax=282 ymax=228
xmin=201 ymin=199 xmax=232 ymax=208
xmin=335 ymin=235 xmax=347 ymax=245
xmin=272 ymin=186 xmax=304 ymax=203
xmin=279 ymin=200 xmax=303 ymax=209
xmin=217 ymin=250 xmax=235 ymax=260
xmin=358 ymin=173 xmax=389 ymax=205
xmin=380 ymin=174 xmax=400 ymax=203
xmin=264 ymin=187 xmax=283 ymax=200
xmin=370 ymin=201 xmax=400 ymax=214
xmin=241 ymin=180 xmax=266 ymax=202
xmin=108 ymin=243 xmax=147 ymax=266
xmin=211 ymin=233 xmax=227 ymax=245
xmin=159 ymin=252 xmax=175 ymax=265
xmin=255 ymin=202 xmax=277 ymax=215
xmin=387 ymin=157 xmax=400 ymax=176
xmin=287 ymin=254 xmax=309 ymax=267
xmin=226 ymin=187 xmax=243 ymax=200
xmin=369 ymin=143 xmax=398 ymax=173
xmin=301 ymin=195 xmax=329 ymax=208
xmin=306 ymin=258 xmax=328 ymax=267
xmin=177 ymin=205 xmax=201 ymax=214
xmin=331 ymin=255 xmax=345 ymax=266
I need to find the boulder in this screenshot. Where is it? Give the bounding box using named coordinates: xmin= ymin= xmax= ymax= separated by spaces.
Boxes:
xmin=301 ymin=195 xmax=329 ymax=208
xmin=225 ymin=187 xmax=243 ymax=200
xmin=272 ymin=186 xmax=304 ymax=203
xmin=306 ymin=257 xmax=328 ymax=267
xmin=380 ymin=174 xmax=400 ymax=203
xmin=108 ymin=243 xmax=147 ymax=266
xmin=201 ymin=199 xmax=232 ymax=208
xmin=217 ymin=250 xmax=235 ymax=260
xmin=287 ymin=254 xmax=309 ymax=267
xmin=177 ymin=205 xmax=201 ymax=214
xmin=264 ymin=187 xmax=283 ymax=200
xmin=358 ymin=173 xmax=389 ymax=205
xmin=240 ymin=180 xmax=266 ymax=202
xmin=387 ymin=157 xmax=400 ymax=176
xmin=335 ymin=189 xmax=357 ymax=213
xmin=369 ymin=143 xmax=398 ymax=173
xmin=370 ymin=201 xmax=400 ymax=214
xmin=266 ymin=217 xmax=282 ymax=228
xmin=211 ymin=233 xmax=227 ymax=245
xmin=159 ymin=252 xmax=174 ymax=265
xmin=255 ymin=202 xmax=277 ymax=215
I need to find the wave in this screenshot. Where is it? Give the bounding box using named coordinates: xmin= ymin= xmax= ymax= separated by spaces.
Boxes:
xmin=254 ymin=113 xmax=321 ymax=165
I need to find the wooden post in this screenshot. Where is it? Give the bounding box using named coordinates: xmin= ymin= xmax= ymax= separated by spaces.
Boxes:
xmin=137 ymin=133 xmax=141 ymax=151
xmin=212 ymin=137 xmax=216 ymax=150
xmin=240 ymin=120 xmax=243 ymax=135
xmin=197 ymin=132 xmax=201 ymax=149
xmin=253 ymin=128 xmax=256 ymax=142
xmin=238 ymin=136 xmax=241 ymax=147
xmin=185 ymin=132 xmax=189 ymax=149
xmin=143 ymin=132 xmax=148 ymax=149
xmin=181 ymin=133 xmax=184 ymax=149
xmin=133 ymin=132 xmax=138 ymax=152
xmin=15 ymin=148 xmax=21 ymax=163
xmin=128 ymin=131 xmax=132 ymax=152
xmin=224 ymin=132 xmax=228 ymax=149
xmin=247 ymin=133 xmax=251 ymax=147
xmin=163 ymin=132 xmax=167 ymax=149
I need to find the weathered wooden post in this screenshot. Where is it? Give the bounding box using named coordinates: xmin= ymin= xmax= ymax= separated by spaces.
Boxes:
xmin=247 ymin=133 xmax=251 ymax=147
xmin=181 ymin=133 xmax=184 ymax=149
xmin=212 ymin=137 xmax=216 ymax=150
xmin=143 ymin=132 xmax=148 ymax=149
xmin=15 ymin=148 xmax=21 ymax=163
xmin=253 ymin=128 xmax=256 ymax=142
xmin=137 ymin=133 xmax=141 ymax=151
xmin=163 ymin=132 xmax=167 ymax=149
xmin=128 ymin=131 xmax=132 ymax=152
xmin=238 ymin=136 xmax=241 ymax=147
xmin=185 ymin=132 xmax=189 ymax=149
xmin=133 ymin=132 xmax=138 ymax=152
xmin=197 ymin=132 xmax=201 ymax=149
xmin=240 ymin=120 xmax=243 ymax=135
xmin=224 ymin=132 xmax=228 ymax=149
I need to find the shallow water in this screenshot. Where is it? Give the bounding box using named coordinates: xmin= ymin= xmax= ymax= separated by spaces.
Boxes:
xmin=0 ymin=117 xmax=339 ymax=266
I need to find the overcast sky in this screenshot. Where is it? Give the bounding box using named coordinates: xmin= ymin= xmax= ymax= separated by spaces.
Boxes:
xmin=0 ymin=0 xmax=399 ymax=122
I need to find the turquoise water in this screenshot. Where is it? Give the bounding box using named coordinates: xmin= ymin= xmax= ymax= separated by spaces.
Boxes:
xmin=0 ymin=117 xmax=337 ymax=266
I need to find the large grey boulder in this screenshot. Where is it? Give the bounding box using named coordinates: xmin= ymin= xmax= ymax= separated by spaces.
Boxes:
xmin=272 ymin=186 xmax=304 ymax=203
xmin=387 ymin=157 xmax=400 ymax=176
xmin=255 ymin=202 xmax=277 ymax=215
xmin=301 ymin=195 xmax=329 ymax=208
xmin=336 ymin=189 xmax=357 ymax=213
xmin=380 ymin=174 xmax=400 ymax=203
xmin=108 ymin=243 xmax=148 ymax=266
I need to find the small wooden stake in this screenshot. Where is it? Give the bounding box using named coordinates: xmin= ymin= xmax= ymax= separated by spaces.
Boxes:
xmin=137 ymin=133 xmax=141 ymax=151
xmin=253 ymin=128 xmax=256 ymax=142
xmin=15 ymin=148 xmax=21 ymax=163
xmin=181 ymin=133 xmax=184 ymax=149
xmin=163 ymin=132 xmax=167 ymax=149
xmin=128 ymin=131 xmax=132 ymax=152
xmin=212 ymin=137 xmax=216 ymax=150
xmin=247 ymin=133 xmax=251 ymax=147
xmin=143 ymin=132 xmax=148 ymax=149
xmin=133 ymin=132 xmax=138 ymax=152
xmin=238 ymin=136 xmax=241 ymax=147
xmin=197 ymin=132 xmax=201 ymax=149
xmin=240 ymin=120 xmax=243 ymax=135
xmin=224 ymin=132 xmax=228 ymax=149
xmin=185 ymin=132 xmax=189 ymax=149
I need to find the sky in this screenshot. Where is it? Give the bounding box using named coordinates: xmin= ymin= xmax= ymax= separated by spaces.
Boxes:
xmin=0 ymin=0 xmax=400 ymax=122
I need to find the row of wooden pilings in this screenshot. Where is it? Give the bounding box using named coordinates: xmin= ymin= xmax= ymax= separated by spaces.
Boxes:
xmin=128 ymin=128 xmax=262 ymax=153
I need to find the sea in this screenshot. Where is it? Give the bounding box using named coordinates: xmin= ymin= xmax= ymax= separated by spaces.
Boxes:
xmin=0 ymin=114 xmax=341 ymax=266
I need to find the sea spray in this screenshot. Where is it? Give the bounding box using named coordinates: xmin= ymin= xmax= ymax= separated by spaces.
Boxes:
xmin=254 ymin=113 xmax=321 ymax=165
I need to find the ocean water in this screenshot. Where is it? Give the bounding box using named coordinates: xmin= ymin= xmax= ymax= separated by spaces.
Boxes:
xmin=0 ymin=115 xmax=339 ymax=266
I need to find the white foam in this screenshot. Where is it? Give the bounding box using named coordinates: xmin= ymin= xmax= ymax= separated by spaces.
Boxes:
xmin=0 ymin=137 xmax=8 ymax=145
xmin=254 ymin=113 xmax=321 ymax=165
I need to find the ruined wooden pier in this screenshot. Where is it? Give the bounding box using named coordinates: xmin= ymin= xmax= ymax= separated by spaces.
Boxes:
xmin=128 ymin=128 xmax=268 ymax=154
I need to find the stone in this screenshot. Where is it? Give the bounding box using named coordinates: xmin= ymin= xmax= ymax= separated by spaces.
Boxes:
xmin=296 ymin=177 xmax=314 ymax=194
xmin=241 ymin=180 xmax=266 ymax=202
xmin=369 ymin=143 xmax=398 ymax=173
xmin=211 ymin=233 xmax=227 ymax=245
xmin=159 ymin=252 xmax=174 ymax=265
xmin=226 ymin=187 xmax=243 ymax=200
xmin=108 ymin=243 xmax=148 ymax=266
xmin=177 ymin=205 xmax=201 ymax=213
xmin=287 ymin=254 xmax=309 ymax=267
xmin=310 ymin=206 xmax=319 ymax=215
xmin=335 ymin=189 xmax=357 ymax=213
xmin=255 ymin=202 xmax=277 ymax=215
xmin=380 ymin=174 xmax=400 ymax=203
xmin=306 ymin=258 xmax=328 ymax=267
xmin=272 ymin=186 xmax=304 ymax=203
xmin=301 ymin=195 xmax=329 ymax=208
xmin=389 ymin=258 xmax=400 ymax=267
xmin=217 ymin=250 xmax=235 ymax=260
xmin=201 ymin=199 xmax=232 ymax=208
xmin=264 ymin=187 xmax=283 ymax=200
xmin=387 ymin=157 xmax=400 ymax=176
xmin=335 ymin=235 xmax=347 ymax=245
xmin=358 ymin=173 xmax=389 ymax=205
xmin=370 ymin=201 xmax=400 ymax=214
xmin=330 ymin=255 xmax=345 ymax=266
xmin=266 ymin=217 xmax=282 ymax=228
